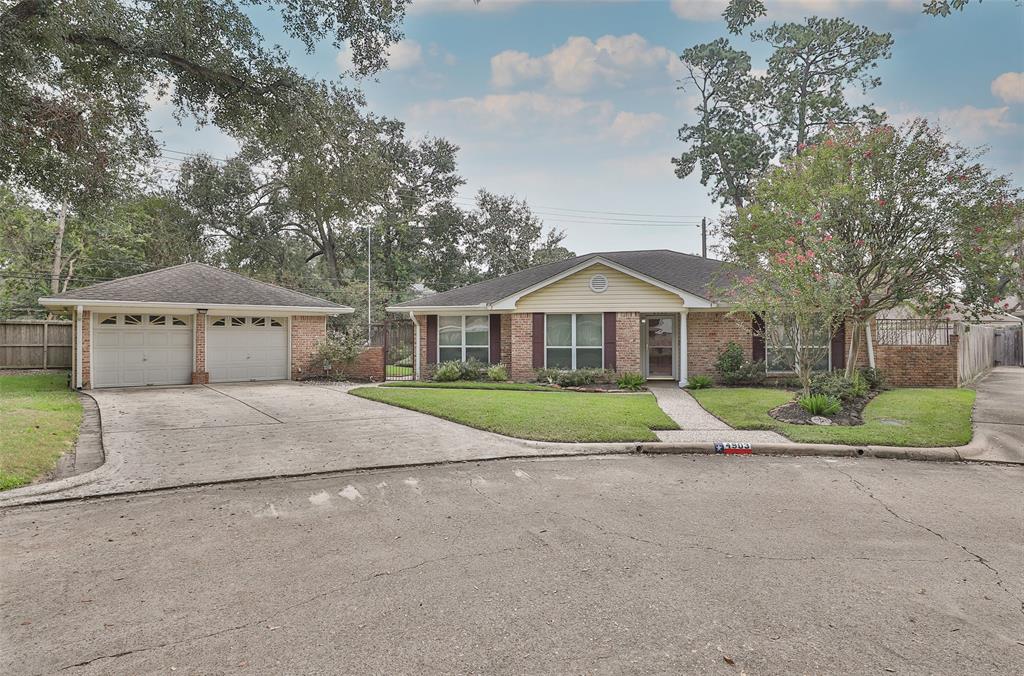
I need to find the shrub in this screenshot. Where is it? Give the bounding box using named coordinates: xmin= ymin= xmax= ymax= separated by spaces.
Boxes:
xmin=556 ymin=368 xmax=602 ymax=387
xmin=486 ymin=365 xmax=508 ymax=382
xmin=810 ymin=371 xmax=871 ymax=401
xmin=433 ymin=361 xmax=464 ymax=382
xmin=686 ymin=375 xmax=713 ymax=389
xmin=534 ymin=367 xmax=561 ymax=384
xmin=799 ymin=393 xmax=842 ymax=416
xmin=714 ymin=342 xmax=766 ymax=385
xmin=616 ymin=372 xmax=645 ymax=391
xmin=858 ymin=367 xmax=887 ymax=391
xmin=433 ymin=359 xmax=487 ymax=382
xmin=315 ymin=330 xmax=363 ymax=376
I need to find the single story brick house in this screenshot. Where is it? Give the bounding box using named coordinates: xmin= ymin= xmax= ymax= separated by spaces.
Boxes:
xmin=388 ymin=249 xmax=965 ymax=387
xmin=39 ymin=263 xmax=352 ymax=389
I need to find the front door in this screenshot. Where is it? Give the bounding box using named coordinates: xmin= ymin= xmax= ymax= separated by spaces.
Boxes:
xmin=645 ymin=316 xmax=675 ymax=379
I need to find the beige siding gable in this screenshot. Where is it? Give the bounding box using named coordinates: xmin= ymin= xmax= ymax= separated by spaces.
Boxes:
xmin=515 ymin=264 xmax=686 ymax=312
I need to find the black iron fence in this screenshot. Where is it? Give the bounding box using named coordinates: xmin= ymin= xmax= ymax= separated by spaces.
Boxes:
xmin=369 ymin=319 xmax=415 ymax=380
xmin=874 ymin=319 xmax=952 ymax=346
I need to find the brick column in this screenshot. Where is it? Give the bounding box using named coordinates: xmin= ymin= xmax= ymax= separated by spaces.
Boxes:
xmin=509 ymin=313 xmax=536 ymax=381
xmin=291 ymin=315 xmax=327 ymax=380
xmin=81 ymin=310 xmax=92 ymax=389
xmin=191 ymin=313 xmax=209 ymax=384
xmin=615 ymin=312 xmax=641 ymax=374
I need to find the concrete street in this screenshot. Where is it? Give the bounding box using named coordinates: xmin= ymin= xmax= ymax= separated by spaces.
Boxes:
xmin=2 ymin=454 xmax=1022 ymax=674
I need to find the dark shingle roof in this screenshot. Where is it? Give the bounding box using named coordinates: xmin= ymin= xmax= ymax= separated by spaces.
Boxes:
xmin=391 ymin=250 xmax=735 ymax=308
xmin=42 ymin=263 xmax=347 ymax=310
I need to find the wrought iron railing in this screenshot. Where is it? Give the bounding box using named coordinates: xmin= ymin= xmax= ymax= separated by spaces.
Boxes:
xmin=874 ymin=319 xmax=951 ymax=346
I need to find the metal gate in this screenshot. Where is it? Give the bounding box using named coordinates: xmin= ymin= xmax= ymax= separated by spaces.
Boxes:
xmin=372 ymin=320 xmax=415 ymax=380
xmin=994 ymin=325 xmax=1023 ymax=366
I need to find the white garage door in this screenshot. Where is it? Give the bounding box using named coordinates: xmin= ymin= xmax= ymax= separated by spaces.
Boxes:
xmin=207 ymin=316 xmax=289 ymax=382
xmin=92 ymin=314 xmax=194 ymax=388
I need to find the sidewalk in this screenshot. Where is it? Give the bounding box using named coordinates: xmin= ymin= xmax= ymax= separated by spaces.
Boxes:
xmin=647 ymin=382 xmax=789 ymax=444
xmin=959 ymin=367 xmax=1024 ymax=464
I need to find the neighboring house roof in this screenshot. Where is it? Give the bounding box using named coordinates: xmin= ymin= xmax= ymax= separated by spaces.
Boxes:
xmin=40 ymin=263 xmax=350 ymax=313
xmin=389 ymin=249 xmax=734 ymax=310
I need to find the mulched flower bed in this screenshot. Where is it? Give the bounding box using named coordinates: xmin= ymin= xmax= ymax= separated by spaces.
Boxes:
xmin=769 ymin=391 xmax=880 ymax=426
xmin=539 ymin=383 xmax=649 ymax=393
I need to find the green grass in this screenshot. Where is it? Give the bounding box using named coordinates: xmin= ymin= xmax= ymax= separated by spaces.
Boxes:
xmin=380 ymin=380 xmax=553 ymax=392
xmin=385 ymin=364 xmax=413 ymax=377
xmin=691 ymin=387 xmax=975 ymax=447
xmin=350 ymin=386 xmax=678 ymax=442
xmin=0 ymin=373 xmax=82 ymax=490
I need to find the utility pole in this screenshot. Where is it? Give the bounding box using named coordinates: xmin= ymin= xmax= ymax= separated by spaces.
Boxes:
xmin=366 ymin=223 xmax=372 ymax=342
xmin=701 ymin=217 xmax=707 ymax=258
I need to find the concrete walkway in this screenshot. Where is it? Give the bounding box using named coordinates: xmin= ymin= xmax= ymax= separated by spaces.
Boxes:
xmin=647 ymin=382 xmax=788 ymax=444
xmin=960 ymin=367 xmax=1024 ymax=464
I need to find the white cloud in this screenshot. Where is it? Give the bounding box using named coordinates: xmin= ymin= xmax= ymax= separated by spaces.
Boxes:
xmin=491 ymin=34 xmax=683 ymax=93
xmin=991 ymin=72 xmax=1024 ymax=104
xmin=669 ymin=0 xmax=728 ymax=21
xmin=410 ymin=92 xmax=614 ymax=131
xmin=670 ymin=0 xmax=916 ymax=22
xmin=336 ymin=39 xmax=423 ymax=73
xmin=388 ymin=40 xmax=424 ymax=70
xmin=935 ymin=105 xmax=1019 ymax=139
xmin=607 ymin=111 xmax=667 ymax=143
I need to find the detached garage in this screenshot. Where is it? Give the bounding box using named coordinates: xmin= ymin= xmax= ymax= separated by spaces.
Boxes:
xmin=39 ymin=263 xmax=352 ymax=389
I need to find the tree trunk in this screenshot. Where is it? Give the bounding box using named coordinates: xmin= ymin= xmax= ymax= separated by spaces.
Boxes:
xmin=50 ymin=201 xmax=68 ymax=294
xmin=845 ymin=318 xmax=864 ymax=378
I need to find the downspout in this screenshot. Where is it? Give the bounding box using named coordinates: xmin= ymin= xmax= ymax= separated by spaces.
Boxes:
xmin=864 ymin=317 xmax=876 ymax=369
xmin=409 ymin=312 xmax=420 ymax=380
xmin=75 ymin=305 xmax=83 ymax=389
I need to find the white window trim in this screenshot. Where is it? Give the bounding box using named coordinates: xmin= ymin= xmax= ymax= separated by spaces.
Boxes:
xmin=764 ymin=320 xmax=831 ymax=374
xmin=437 ymin=314 xmax=490 ymax=363
xmin=544 ymin=313 xmax=604 ymax=370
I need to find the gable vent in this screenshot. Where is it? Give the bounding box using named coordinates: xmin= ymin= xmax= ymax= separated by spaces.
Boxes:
xmin=589 ymin=273 xmax=609 ymax=293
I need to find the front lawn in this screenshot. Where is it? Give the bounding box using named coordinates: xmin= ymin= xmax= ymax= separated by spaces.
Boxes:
xmin=0 ymin=373 xmax=82 ymax=490
xmin=350 ymin=387 xmax=678 ymax=442
xmin=381 ymin=380 xmax=553 ymax=392
xmin=385 ymin=364 xmax=413 ymax=377
xmin=691 ymin=387 xmax=975 ymax=447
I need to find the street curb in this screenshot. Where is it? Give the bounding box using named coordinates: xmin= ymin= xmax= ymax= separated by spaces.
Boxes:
xmin=0 ymin=392 xmax=120 ymax=502
xmin=638 ymin=441 xmax=964 ymax=462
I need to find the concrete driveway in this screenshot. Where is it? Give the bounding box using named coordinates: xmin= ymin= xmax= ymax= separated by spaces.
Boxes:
xmin=8 ymin=381 xmax=599 ymax=503
xmin=961 ymin=367 xmax=1024 ymax=464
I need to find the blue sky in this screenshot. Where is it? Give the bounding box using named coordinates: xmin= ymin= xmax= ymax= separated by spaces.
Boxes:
xmin=153 ymin=0 xmax=1024 ymax=257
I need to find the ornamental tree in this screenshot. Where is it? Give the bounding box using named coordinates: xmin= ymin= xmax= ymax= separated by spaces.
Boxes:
xmin=720 ymin=231 xmax=855 ymax=396
xmin=722 ymin=119 xmax=1022 ymax=376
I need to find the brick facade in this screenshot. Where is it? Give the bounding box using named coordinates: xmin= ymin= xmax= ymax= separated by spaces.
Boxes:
xmin=290 ymin=315 xmax=327 ymax=380
xmin=500 ymin=313 xmax=513 ymax=371
xmin=873 ymin=339 xmax=960 ymax=387
xmin=345 ymin=346 xmax=385 ymax=381
xmin=615 ymin=312 xmax=642 ymax=373
xmin=686 ymin=311 xmax=753 ymax=380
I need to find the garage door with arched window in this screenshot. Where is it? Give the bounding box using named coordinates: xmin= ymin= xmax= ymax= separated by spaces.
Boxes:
xmin=207 ymin=316 xmax=289 ymax=382
xmin=92 ymin=314 xmax=194 ymax=387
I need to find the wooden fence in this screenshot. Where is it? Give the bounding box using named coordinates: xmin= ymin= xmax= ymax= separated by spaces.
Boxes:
xmin=0 ymin=320 xmax=73 ymax=369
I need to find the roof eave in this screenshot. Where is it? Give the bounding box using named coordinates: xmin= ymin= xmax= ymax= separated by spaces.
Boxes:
xmin=38 ymin=298 xmax=353 ymax=315
xmin=385 ymin=303 xmax=490 ymax=313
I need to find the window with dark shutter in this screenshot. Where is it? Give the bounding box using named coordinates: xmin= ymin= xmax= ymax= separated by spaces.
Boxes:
xmin=489 ymin=314 xmax=502 ymax=364
xmin=426 ymin=315 xmax=438 ymax=365
xmin=752 ymin=314 xmax=766 ymax=362
xmin=831 ymin=321 xmax=846 ymax=371
xmin=603 ymin=312 xmax=617 ymax=370
xmin=532 ymin=313 xmax=545 ymax=369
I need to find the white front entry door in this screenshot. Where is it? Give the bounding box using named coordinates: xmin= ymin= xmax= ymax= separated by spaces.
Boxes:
xmin=92 ymin=313 xmax=193 ymax=388
xmin=207 ymin=316 xmax=289 ymax=382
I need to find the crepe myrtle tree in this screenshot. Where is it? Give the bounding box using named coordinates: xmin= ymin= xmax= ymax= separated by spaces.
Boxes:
xmin=722 ymin=119 xmax=1022 ymax=377
xmin=720 ymin=232 xmax=855 ymax=397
